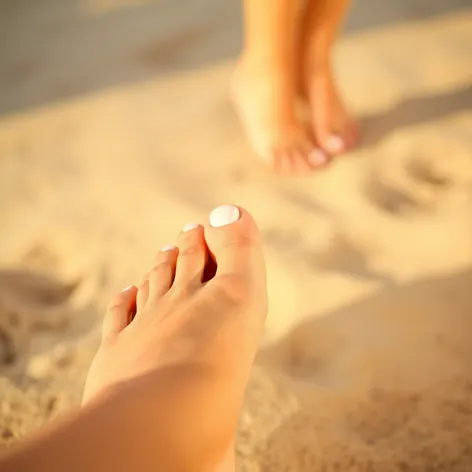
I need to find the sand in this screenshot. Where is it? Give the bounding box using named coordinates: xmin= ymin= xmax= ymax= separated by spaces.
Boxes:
xmin=1 ymin=0 xmax=472 ymax=469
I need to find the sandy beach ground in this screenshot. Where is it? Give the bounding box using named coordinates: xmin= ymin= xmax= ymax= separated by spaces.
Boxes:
xmin=1 ymin=0 xmax=472 ymax=469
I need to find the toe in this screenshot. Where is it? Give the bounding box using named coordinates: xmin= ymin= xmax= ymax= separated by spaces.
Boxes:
xmin=298 ymin=139 xmax=329 ymax=170
xmin=310 ymin=100 xmax=345 ymax=156
xmin=136 ymin=272 xmax=150 ymax=313
xmin=274 ymin=149 xmax=293 ymax=175
xmin=148 ymin=245 xmax=179 ymax=301
xmin=204 ymin=205 xmax=266 ymax=300
xmin=342 ymin=130 xmax=354 ymax=151
xmin=308 ymin=148 xmax=329 ymax=168
xmin=343 ymin=120 xmax=360 ymax=150
xmin=102 ymin=285 xmax=138 ymax=341
xmin=174 ymin=223 xmax=207 ymax=289
xmin=311 ymin=104 xmax=333 ymax=154
xmin=323 ymin=133 xmax=345 ymax=156
xmin=291 ymin=147 xmax=312 ymax=174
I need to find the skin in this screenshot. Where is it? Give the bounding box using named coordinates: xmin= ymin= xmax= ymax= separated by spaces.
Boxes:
xmin=233 ymin=0 xmax=358 ymax=174
xmin=0 ymin=205 xmax=268 ymax=472
xmin=299 ymin=0 xmax=359 ymax=153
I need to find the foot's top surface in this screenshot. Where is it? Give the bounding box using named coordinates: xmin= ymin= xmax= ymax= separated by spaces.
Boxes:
xmin=83 ymin=205 xmax=268 ymax=471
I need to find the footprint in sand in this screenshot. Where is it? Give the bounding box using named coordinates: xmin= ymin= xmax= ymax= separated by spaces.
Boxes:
xmin=262 ymin=227 xmax=391 ymax=283
xmin=365 ymin=158 xmax=452 ymax=215
xmin=364 ymin=137 xmax=471 ymax=215
xmin=0 ymin=269 xmax=76 ymax=370
xmin=258 ymin=314 xmax=368 ymax=393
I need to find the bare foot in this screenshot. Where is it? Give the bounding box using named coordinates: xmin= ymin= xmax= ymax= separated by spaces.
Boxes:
xmin=301 ymin=55 xmax=359 ymax=156
xmin=232 ymin=59 xmax=329 ymax=174
xmin=298 ymin=0 xmax=359 ymax=156
xmin=83 ymin=205 xmax=268 ymax=471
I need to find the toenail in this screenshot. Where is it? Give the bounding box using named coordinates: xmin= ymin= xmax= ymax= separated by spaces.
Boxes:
xmin=308 ymin=149 xmax=327 ymax=166
xmin=121 ymin=285 xmax=133 ymax=292
xmin=325 ymin=135 xmax=344 ymax=154
xmin=182 ymin=222 xmax=200 ymax=232
xmin=160 ymin=244 xmax=177 ymax=252
xmin=209 ymin=205 xmax=240 ymax=227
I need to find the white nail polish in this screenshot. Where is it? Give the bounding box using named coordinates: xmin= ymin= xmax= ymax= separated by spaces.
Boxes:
xmin=160 ymin=244 xmax=176 ymax=252
xmin=325 ymin=135 xmax=344 ymax=154
xmin=308 ymin=149 xmax=327 ymax=166
xmin=121 ymin=285 xmax=133 ymax=292
xmin=209 ymin=205 xmax=240 ymax=228
xmin=182 ymin=222 xmax=200 ymax=232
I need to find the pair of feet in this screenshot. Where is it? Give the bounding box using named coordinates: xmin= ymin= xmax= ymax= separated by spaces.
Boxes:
xmin=233 ymin=34 xmax=358 ymax=174
xmin=83 ymin=205 xmax=267 ymax=472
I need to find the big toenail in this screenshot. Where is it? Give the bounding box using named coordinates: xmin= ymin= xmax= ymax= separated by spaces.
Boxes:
xmin=121 ymin=285 xmax=133 ymax=292
xmin=160 ymin=244 xmax=176 ymax=252
xmin=325 ymin=135 xmax=344 ymax=154
xmin=308 ymin=149 xmax=327 ymax=166
xmin=209 ymin=205 xmax=240 ymax=227
xmin=183 ymin=222 xmax=200 ymax=232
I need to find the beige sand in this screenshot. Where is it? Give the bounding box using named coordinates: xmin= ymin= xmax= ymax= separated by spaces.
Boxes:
xmin=1 ymin=0 xmax=472 ymax=469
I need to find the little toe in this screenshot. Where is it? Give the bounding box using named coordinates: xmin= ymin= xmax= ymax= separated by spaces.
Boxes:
xmin=205 ymin=205 xmax=266 ymax=299
xmin=290 ymin=149 xmax=311 ymax=174
xmin=148 ymin=245 xmax=179 ymax=301
xmin=174 ymin=223 xmax=207 ymax=290
xmin=274 ymin=149 xmax=294 ymax=175
xmin=102 ymin=285 xmax=138 ymax=341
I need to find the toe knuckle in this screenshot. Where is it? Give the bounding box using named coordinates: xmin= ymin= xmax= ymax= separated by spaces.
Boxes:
xmin=221 ymin=236 xmax=257 ymax=250
xmin=169 ymin=283 xmax=191 ymax=299
xmin=107 ymin=297 xmax=124 ymax=312
xmin=211 ymin=274 xmax=250 ymax=305
xmin=178 ymin=244 xmax=203 ymax=257
xmin=150 ymin=262 xmax=170 ymax=276
xmin=107 ymin=304 xmax=119 ymax=313
xmin=137 ymin=279 xmax=149 ymax=292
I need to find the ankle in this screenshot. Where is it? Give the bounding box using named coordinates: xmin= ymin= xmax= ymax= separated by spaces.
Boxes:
xmin=237 ymin=56 xmax=297 ymax=93
xmin=240 ymin=45 xmax=295 ymax=72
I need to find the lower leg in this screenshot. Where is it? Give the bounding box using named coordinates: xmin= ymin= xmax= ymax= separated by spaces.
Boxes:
xmin=300 ymin=0 xmax=359 ymax=154
xmin=234 ymin=0 xmax=328 ymax=173
xmin=301 ymin=0 xmax=351 ymax=50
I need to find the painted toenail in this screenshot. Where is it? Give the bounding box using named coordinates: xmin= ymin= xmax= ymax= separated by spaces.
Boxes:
xmin=308 ymin=149 xmax=327 ymax=166
xmin=209 ymin=205 xmax=240 ymax=227
xmin=325 ymin=134 xmax=344 ymax=154
xmin=161 ymin=244 xmax=177 ymax=252
xmin=182 ymin=222 xmax=200 ymax=232
xmin=121 ymin=285 xmax=133 ymax=292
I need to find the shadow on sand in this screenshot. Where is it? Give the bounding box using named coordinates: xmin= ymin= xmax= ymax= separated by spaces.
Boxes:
xmin=359 ymin=84 xmax=472 ymax=148
xmin=253 ymin=267 xmax=472 ymax=471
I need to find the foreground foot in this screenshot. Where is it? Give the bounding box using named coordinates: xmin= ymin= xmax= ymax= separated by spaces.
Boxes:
xmin=83 ymin=205 xmax=267 ymax=471
xmin=232 ymin=59 xmax=329 ymax=174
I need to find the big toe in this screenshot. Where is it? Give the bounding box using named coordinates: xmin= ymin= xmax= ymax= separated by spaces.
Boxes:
xmin=204 ymin=205 xmax=267 ymax=304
